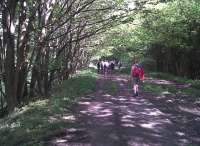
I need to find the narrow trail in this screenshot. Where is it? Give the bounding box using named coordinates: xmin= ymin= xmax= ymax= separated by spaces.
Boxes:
xmin=49 ymin=74 xmax=200 ymax=146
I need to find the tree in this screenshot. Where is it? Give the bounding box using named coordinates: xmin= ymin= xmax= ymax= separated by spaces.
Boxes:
xmin=0 ymin=0 xmax=127 ymax=113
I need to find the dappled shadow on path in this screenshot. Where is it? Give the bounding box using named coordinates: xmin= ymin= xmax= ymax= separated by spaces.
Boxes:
xmin=48 ymin=74 xmax=200 ymax=146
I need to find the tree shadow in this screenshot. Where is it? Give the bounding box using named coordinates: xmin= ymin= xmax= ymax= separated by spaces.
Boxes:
xmin=47 ymin=75 xmax=200 ymax=146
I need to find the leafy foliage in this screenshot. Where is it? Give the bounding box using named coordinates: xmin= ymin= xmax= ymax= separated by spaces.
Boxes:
xmin=98 ymin=0 xmax=200 ymax=79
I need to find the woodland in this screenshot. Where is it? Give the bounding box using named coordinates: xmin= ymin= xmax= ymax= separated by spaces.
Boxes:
xmin=0 ymin=0 xmax=200 ymax=145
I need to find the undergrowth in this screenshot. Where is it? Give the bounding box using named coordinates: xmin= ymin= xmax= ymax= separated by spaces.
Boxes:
xmin=0 ymin=69 xmax=97 ymax=146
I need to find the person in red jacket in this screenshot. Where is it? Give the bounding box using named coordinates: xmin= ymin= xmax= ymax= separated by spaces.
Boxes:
xmin=130 ymin=60 xmax=144 ymax=96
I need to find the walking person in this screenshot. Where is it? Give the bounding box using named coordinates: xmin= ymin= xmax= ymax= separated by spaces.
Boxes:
xmin=103 ymin=60 xmax=109 ymax=77
xmin=130 ymin=59 xmax=144 ymax=97
xmin=118 ymin=61 xmax=122 ymax=70
xmin=97 ymin=60 xmax=101 ymax=73
xmin=100 ymin=60 xmax=104 ymax=74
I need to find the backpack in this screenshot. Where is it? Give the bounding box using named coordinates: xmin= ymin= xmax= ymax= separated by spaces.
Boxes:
xmin=132 ymin=64 xmax=141 ymax=78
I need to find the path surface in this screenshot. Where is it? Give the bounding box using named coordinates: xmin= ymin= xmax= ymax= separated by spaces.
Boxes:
xmin=49 ymin=74 xmax=200 ymax=146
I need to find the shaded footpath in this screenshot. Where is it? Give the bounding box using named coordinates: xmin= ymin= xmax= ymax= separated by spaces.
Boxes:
xmin=47 ymin=74 xmax=200 ymax=146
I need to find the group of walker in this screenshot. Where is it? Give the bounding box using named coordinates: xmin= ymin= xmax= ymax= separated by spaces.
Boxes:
xmin=97 ymin=60 xmax=122 ymax=75
xmin=96 ymin=58 xmax=144 ymax=97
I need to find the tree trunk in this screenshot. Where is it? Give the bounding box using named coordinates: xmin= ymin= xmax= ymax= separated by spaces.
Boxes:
xmin=2 ymin=1 xmax=18 ymax=112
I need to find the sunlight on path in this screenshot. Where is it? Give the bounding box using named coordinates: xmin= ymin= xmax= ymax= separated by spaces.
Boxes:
xmin=49 ymin=74 xmax=200 ymax=146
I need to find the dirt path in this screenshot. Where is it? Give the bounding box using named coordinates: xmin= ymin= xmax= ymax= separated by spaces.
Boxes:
xmin=49 ymin=74 xmax=200 ymax=146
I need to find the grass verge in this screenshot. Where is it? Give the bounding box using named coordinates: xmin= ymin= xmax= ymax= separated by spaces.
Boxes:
xmin=0 ymin=69 xmax=97 ymax=146
xmin=119 ymin=67 xmax=200 ymax=99
xmin=143 ymin=72 xmax=200 ymax=99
